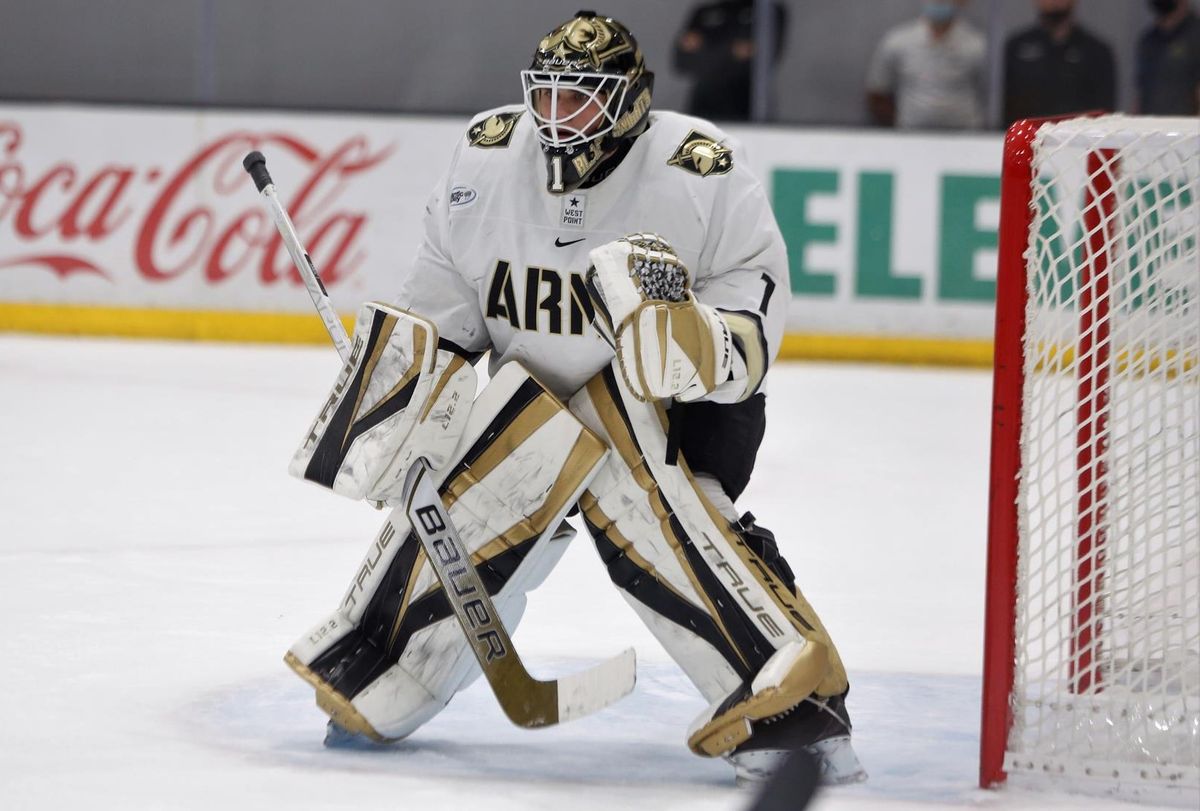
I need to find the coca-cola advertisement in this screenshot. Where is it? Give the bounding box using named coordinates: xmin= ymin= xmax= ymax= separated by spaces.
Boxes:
xmin=0 ymin=104 xmax=461 ymax=314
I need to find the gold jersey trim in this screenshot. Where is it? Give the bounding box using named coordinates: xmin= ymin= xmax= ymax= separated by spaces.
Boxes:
xmin=722 ymin=311 xmax=768 ymax=401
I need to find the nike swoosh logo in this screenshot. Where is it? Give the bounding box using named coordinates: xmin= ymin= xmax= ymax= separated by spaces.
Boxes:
xmin=554 ymin=237 xmax=586 ymax=247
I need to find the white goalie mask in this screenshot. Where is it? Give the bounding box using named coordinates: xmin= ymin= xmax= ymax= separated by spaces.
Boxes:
xmin=520 ymin=70 xmax=629 ymax=150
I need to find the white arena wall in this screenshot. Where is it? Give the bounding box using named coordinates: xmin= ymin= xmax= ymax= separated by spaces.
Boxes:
xmin=0 ymin=103 xmax=1003 ymax=365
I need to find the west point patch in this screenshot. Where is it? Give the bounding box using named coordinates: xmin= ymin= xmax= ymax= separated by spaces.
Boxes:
xmin=667 ymin=130 xmax=734 ymax=177
xmin=468 ymin=112 xmax=522 ymax=148
xmin=559 ymin=192 xmax=587 ymax=229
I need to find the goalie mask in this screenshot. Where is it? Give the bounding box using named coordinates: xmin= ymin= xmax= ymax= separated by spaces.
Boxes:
xmin=521 ymin=10 xmax=654 ymax=194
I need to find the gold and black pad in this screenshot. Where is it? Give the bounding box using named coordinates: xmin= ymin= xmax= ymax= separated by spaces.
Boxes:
xmin=287 ymin=368 xmax=607 ymax=738
xmin=571 ymin=367 xmax=848 ymax=755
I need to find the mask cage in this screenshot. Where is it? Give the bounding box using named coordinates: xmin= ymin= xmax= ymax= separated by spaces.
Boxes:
xmin=521 ymin=70 xmax=630 ymax=150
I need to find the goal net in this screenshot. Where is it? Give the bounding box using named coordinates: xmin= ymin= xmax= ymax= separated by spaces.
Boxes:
xmin=982 ymin=115 xmax=1199 ymax=802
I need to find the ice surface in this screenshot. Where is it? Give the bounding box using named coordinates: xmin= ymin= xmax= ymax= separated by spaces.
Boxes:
xmin=0 ymin=335 xmax=1186 ymax=809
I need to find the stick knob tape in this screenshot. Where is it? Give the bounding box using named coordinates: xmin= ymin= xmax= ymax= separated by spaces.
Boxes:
xmin=242 ymin=151 xmax=273 ymax=192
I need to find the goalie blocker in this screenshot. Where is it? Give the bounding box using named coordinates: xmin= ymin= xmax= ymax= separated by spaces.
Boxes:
xmin=288 ymin=303 xmax=477 ymax=504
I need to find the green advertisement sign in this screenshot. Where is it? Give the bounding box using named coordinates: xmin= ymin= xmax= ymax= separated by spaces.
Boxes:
xmin=772 ymin=168 xmax=1000 ymax=304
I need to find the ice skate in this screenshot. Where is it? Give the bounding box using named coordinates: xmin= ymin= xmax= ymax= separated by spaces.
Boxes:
xmin=724 ymin=692 xmax=867 ymax=788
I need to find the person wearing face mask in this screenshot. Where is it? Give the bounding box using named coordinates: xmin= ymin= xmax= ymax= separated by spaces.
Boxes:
xmin=1137 ymin=0 xmax=1200 ymax=114
xmin=865 ymin=0 xmax=987 ymax=129
xmin=1002 ymin=0 xmax=1116 ymax=126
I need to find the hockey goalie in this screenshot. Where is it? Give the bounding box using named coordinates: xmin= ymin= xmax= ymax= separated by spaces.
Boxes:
xmin=282 ymin=10 xmax=864 ymax=787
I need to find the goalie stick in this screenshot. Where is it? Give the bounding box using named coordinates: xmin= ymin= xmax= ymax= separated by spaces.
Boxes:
xmin=747 ymin=749 xmax=821 ymax=811
xmin=403 ymin=459 xmax=636 ymax=725
xmin=242 ymin=150 xmax=636 ymax=728
xmin=242 ymin=152 xmax=350 ymax=361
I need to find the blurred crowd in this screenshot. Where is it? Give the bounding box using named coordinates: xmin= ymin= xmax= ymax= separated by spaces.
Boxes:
xmin=673 ymin=0 xmax=1200 ymax=128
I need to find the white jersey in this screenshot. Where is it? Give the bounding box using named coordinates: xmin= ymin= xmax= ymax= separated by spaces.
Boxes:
xmin=393 ymin=104 xmax=788 ymax=399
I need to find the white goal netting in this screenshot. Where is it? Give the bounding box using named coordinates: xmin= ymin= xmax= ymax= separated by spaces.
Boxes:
xmin=1011 ymin=116 xmax=1200 ymax=797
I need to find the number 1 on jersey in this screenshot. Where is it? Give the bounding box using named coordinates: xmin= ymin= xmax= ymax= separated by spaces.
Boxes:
xmin=550 ymin=157 xmax=564 ymax=193
xmin=758 ymin=273 xmax=776 ymax=315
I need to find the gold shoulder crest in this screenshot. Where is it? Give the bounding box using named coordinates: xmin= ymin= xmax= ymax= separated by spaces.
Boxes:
xmin=467 ymin=112 xmax=522 ymax=148
xmin=667 ymin=130 xmax=733 ymax=177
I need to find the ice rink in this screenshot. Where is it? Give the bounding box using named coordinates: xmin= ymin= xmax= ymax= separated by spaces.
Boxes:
xmin=0 ymin=335 xmax=1183 ymax=810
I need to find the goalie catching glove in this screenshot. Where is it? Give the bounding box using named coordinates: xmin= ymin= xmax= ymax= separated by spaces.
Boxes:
xmin=586 ymin=234 xmax=736 ymax=403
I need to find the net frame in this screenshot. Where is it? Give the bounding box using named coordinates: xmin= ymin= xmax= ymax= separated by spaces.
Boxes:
xmin=981 ymin=114 xmax=1200 ymax=801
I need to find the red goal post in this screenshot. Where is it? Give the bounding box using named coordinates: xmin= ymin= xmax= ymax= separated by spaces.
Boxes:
xmin=981 ymin=114 xmax=1199 ymax=800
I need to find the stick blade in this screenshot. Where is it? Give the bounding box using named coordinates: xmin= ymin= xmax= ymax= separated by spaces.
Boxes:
xmin=553 ymin=647 xmax=637 ymax=723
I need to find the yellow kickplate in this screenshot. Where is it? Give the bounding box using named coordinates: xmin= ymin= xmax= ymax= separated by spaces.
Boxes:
xmin=688 ymin=715 xmax=753 ymax=757
xmin=688 ymin=684 xmax=809 ymax=756
xmin=689 ymin=641 xmax=831 ymax=757
xmin=283 ymin=651 xmax=390 ymax=743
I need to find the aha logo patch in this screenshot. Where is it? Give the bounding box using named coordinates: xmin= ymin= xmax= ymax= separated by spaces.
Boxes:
xmin=449 ymin=185 xmax=478 ymax=209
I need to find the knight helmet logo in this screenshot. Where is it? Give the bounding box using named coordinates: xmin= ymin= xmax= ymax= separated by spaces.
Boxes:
xmin=668 ymin=130 xmax=734 ymax=178
xmin=468 ymin=112 xmax=522 ymax=149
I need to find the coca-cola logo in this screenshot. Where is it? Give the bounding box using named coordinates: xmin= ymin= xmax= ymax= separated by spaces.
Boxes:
xmin=0 ymin=121 xmax=392 ymax=286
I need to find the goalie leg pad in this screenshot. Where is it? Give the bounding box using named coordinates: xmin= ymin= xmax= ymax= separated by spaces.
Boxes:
xmin=569 ymin=367 xmax=848 ymax=757
xmin=289 ymin=302 xmax=477 ymax=503
xmin=286 ymin=363 xmax=608 ymax=740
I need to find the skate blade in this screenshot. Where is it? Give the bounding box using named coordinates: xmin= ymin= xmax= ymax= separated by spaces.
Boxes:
xmin=730 ymin=736 xmax=868 ymax=788
xmin=807 ymin=735 xmax=868 ymax=785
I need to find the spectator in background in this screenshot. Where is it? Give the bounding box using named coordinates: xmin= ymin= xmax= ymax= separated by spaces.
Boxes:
xmin=1003 ymin=0 xmax=1116 ymax=126
xmin=865 ymin=1 xmax=987 ymax=130
xmin=674 ymin=0 xmax=788 ymax=121
xmin=1137 ymin=0 xmax=1200 ymax=114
